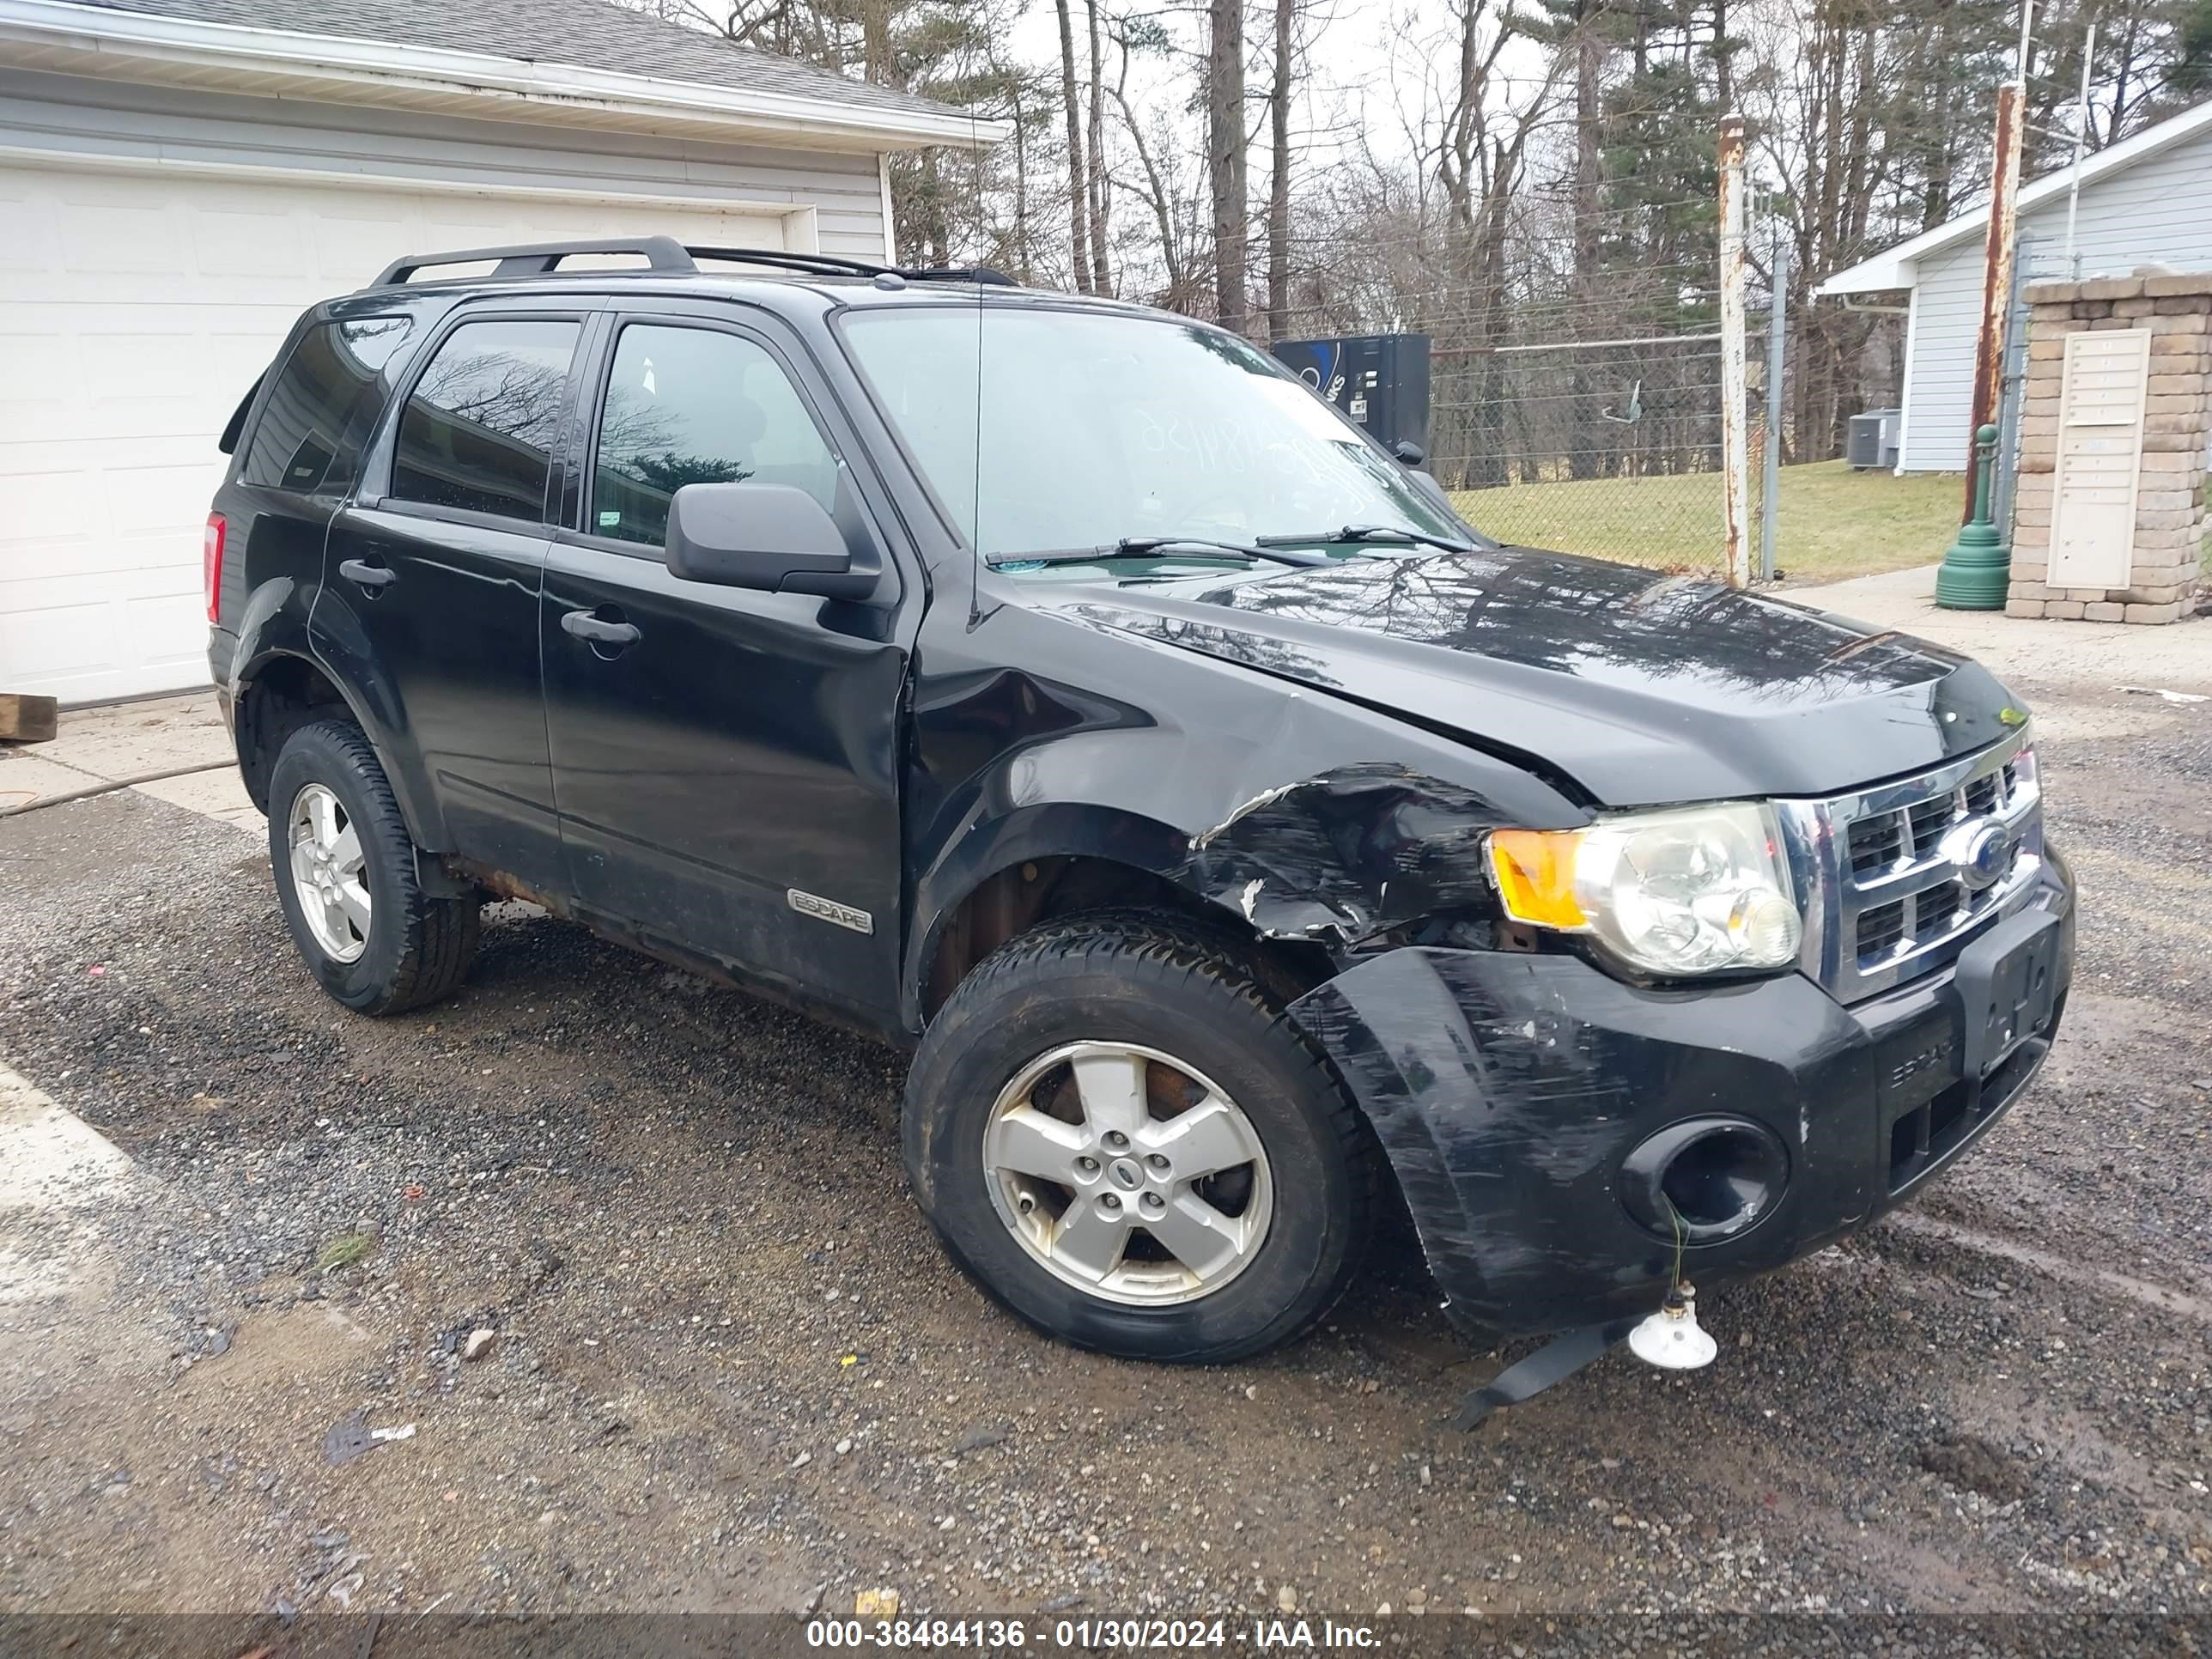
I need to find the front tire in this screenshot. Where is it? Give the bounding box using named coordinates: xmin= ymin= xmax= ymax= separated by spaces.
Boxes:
xmin=267 ymin=719 xmax=478 ymax=1016
xmin=903 ymin=913 xmax=1377 ymax=1364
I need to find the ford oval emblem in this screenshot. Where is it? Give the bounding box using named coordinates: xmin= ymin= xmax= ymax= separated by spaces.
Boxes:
xmin=1954 ymin=821 xmax=2014 ymax=891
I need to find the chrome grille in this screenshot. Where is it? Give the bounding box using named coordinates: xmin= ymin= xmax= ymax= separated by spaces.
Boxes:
xmin=1777 ymin=730 xmax=2044 ymax=1004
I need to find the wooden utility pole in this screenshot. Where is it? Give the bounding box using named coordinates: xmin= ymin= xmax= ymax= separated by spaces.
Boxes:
xmin=1717 ymin=115 xmax=1751 ymax=588
xmin=1964 ymin=81 xmax=2025 ymax=521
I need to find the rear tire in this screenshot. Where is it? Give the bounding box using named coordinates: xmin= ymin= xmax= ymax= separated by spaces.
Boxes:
xmin=268 ymin=719 xmax=478 ymax=1016
xmin=903 ymin=912 xmax=1376 ymax=1364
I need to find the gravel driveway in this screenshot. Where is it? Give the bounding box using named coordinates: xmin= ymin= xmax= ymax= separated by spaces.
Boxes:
xmin=2 ymin=638 xmax=2208 ymax=1629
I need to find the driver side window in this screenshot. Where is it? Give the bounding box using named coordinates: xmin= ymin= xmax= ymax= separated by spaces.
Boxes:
xmin=590 ymin=324 xmax=839 ymax=550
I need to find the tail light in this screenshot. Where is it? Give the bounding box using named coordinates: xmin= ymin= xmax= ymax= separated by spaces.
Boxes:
xmin=204 ymin=513 xmax=227 ymax=623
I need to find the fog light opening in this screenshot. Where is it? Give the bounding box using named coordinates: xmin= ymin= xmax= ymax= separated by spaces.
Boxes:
xmin=1661 ymin=1128 xmax=1777 ymax=1231
xmin=1620 ymin=1117 xmax=1789 ymax=1243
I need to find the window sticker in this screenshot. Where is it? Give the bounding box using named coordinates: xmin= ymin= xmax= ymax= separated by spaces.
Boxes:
xmin=598 ymin=509 xmax=623 ymax=528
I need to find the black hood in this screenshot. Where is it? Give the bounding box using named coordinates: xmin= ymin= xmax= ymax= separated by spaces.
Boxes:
xmin=1042 ymin=546 xmax=2026 ymax=807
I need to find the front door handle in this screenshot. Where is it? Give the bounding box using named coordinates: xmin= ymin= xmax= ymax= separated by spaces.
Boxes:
xmin=339 ymin=558 xmax=395 ymax=590
xmin=561 ymin=609 xmax=641 ymax=647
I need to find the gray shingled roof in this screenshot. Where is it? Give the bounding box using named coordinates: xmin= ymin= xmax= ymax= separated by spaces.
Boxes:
xmin=76 ymin=0 xmax=973 ymax=125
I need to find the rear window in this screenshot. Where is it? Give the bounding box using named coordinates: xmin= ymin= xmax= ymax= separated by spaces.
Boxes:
xmin=239 ymin=317 xmax=414 ymax=495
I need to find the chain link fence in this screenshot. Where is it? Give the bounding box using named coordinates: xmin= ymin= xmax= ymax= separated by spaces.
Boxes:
xmin=1437 ymin=312 xmax=1736 ymax=574
xmin=1253 ymin=127 xmax=2008 ymax=587
xmin=1266 ymin=140 xmax=1763 ymax=581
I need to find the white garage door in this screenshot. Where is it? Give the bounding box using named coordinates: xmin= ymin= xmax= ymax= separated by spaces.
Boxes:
xmin=0 ymin=164 xmax=791 ymax=704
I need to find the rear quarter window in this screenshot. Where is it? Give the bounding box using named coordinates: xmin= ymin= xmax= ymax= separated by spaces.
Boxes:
xmin=239 ymin=317 xmax=415 ymax=495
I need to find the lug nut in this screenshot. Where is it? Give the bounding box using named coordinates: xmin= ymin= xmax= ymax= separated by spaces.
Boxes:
xmin=1139 ymin=1192 xmax=1165 ymax=1213
xmin=1100 ymin=1193 xmax=1122 ymax=1212
xmin=1076 ymin=1156 xmax=1100 ymax=1174
xmin=1103 ymin=1130 xmax=1130 ymax=1150
xmin=1145 ymin=1153 xmax=1170 ymax=1173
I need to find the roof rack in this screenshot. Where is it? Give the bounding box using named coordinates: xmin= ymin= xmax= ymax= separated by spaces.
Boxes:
xmin=902 ymin=264 xmax=1019 ymax=287
xmin=684 ymin=245 xmax=891 ymax=279
xmin=373 ymin=236 xmax=696 ymax=288
xmin=372 ymin=237 xmax=1017 ymax=289
xmin=686 ymin=246 xmax=1015 ymax=286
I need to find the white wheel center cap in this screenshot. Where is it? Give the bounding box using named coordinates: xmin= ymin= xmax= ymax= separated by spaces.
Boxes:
xmin=1107 ymin=1158 xmax=1145 ymax=1191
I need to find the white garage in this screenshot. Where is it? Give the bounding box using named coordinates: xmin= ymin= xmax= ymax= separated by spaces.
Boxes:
xmin=0 ymin=0 xmax=999 ymax=704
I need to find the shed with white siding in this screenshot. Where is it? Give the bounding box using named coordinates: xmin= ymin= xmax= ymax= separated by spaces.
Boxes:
xmin=1814 ymin=100 xmax=2212 ymax=476
xmin=0 ymin=0 xmax=1002 ymax=702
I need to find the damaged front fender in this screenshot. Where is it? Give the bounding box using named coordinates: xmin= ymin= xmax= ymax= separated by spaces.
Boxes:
xmin=903 ymin=605 xmax=1592 ymax=1024
xmin=1178 ymin=762 xmax=1528 ymax=947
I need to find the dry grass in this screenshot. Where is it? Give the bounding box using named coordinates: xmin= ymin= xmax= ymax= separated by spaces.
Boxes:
xmin=1449 ymin=459 xmax=1971 ymax=582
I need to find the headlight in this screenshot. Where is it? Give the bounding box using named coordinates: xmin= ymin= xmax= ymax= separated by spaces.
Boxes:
xmin=1486 ymin=803 xmax=1802 ymax=976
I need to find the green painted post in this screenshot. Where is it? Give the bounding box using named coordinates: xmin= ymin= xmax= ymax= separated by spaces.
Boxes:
xmin=1935 ymin=424 xmax=2012 ymax=611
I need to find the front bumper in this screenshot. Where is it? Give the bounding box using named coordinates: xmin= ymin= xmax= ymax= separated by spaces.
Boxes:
xmin=1285 ymin=845 xmax=2074 ymax=1340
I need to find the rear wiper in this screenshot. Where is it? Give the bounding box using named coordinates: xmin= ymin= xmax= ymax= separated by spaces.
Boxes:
xmin=985 ymin=537 xmax=1330 ymax=570
xmin=1255 ymin=524 xmax=1475 ymax=556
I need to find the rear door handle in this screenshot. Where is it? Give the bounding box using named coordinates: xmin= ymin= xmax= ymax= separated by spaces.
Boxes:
xmin=338 ymin=558 xmax=395 ymax=589
xmin=561 ymin=609 xmax=641 ymax=647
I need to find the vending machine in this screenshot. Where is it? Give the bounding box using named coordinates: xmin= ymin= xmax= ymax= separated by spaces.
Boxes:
xmin=1271 ymin=333 xmax=1432 ymax=462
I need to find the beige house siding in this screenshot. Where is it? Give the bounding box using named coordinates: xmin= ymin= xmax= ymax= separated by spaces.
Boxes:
xmin=0 ymin=66 xmax=896 ymax=258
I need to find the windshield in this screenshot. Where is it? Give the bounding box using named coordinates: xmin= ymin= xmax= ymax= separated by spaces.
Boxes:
xmin=838 ymin=307 xmax=1469 ymax=566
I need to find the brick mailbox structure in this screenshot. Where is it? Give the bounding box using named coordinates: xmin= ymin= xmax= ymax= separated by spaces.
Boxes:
xmin=2008 ymin=273 xmax=2209 ymax=623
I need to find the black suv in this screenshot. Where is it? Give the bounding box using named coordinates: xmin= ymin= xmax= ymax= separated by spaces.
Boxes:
xmin=208 ymin=237 xmax=2072 ymax=1371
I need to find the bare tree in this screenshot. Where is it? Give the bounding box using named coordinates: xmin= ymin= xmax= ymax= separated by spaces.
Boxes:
xmin=1571 ymin=5 xmax=1605 ymax=284
xmin=1010 ymin=87 xmax=1034 ymax=281
xmin=860 ymin=0 xmax=892 ymax=83
xmin=1109 ymin=94 xmax=1197 ymax=302
xmin=1266 ymin=0 xmax=1295 ymax=340
xmin=1085 ymin=0 xmax=1112 ymax=295
xmin=1427 ymin=0 xmax=1557 ymax=486
xmin=1055 ymin=0 xmax=1094 ymax=292
xmin=1208 ymin=0 xmax=1249 ymax=334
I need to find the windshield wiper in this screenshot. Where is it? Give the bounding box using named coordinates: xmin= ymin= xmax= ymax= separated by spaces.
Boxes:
xmin=1255 ymin=524 xmax=1476 ymax=556
xmin=985 ymin=537 xmax=1330 ymax=570
xmin=1113 ymin=535 xmax=1333 ymax=567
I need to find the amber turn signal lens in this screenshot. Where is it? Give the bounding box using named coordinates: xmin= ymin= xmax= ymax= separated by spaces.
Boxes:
xmin=1486 ymin=829 xmax=1588 ymax=929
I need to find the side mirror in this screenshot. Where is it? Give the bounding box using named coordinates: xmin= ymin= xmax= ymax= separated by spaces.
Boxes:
xmin=1392 ymin=439 xmax=1427 ymax=467
xmin=665 ymin=481 xmax=876 ymax=601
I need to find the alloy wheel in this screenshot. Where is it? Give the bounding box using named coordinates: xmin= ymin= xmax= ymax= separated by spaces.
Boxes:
xmin=288 ymin=782 xmax=370 ymax=963
xmin=981 ymin=1041 xmax=1274 ymax=1306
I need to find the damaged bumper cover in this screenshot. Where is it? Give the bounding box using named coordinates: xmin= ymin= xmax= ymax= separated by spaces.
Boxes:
xmin=1287 ymin=849 xmax=2075 ymax=1340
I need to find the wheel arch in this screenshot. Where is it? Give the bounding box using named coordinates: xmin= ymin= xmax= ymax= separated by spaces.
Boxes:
xmin=907 ymin=803 xmax=1335 ymax=1029
xmin=233 ymin=642 xmax=447 ymax=850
